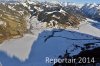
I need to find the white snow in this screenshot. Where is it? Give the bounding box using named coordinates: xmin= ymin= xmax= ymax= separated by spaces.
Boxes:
xmin=34 ymin=6 xmax=44 ymax=12
xmin=0 ymin=21 xmax=6 ymax=26
xmin=0 ymin=2 xmax=100 ymax=65
xmin=18 ymin=11 xmax=24 ymax=15
xmin=0 ymin=34 xmax=37 ymax=61
xmin=0 ymin=17 xmax=100 ymax=63
xmin=8 ymin=5 xmax=16 ymax=11
xmin=0 ymin=17 xmax=45 ymax=61
xmin=59 ymin=8 xmax=66 ymax=13
xmin=22 ymin=3 xmax=28 ymax=7
xmin=75 ymin=18 xmax=100 ymax=37
xmin=26 ymin=28 xmax=100 ymax=66
xmin=0 ymin=21 xmax=3 ymax=25
xmin=82 ymin=3 xmax=100 ymax=16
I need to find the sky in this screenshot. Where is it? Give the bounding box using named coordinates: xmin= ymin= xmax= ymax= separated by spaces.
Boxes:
xmin=63 ymin=0 xmax=100 ymax=4
xmin=31 ymin=0 xmax=100 ymax=4
xmin=0 ymin=0 xmax=100 ymax=4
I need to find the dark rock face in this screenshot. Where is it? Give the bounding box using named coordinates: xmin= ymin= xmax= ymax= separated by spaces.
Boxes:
xmin=53 ymin=47 xmax=100 ymax=66
xmin=28 ymin=2 xmax=86 ymax=28
xmin=75 ymin=47 xmax=100 ymax=61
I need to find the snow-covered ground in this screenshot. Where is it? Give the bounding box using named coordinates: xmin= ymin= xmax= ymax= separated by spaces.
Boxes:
xmin=68 ymin=18 xmax=100 ymax=37
xmin=0 ymin=17 xmax=100 ymax=66
xmin=0 ymin=34 xmax=35 ymax=61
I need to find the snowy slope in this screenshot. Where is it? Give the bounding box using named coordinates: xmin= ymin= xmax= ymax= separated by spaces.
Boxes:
xmin=0 ymin=1 xmax=100 ymax=66
xmin=0 ymin=17 xmax=100 ymax=66
xmin=81 ymin=3 xmax=100 ymax=21
xmin=0 ymin=34 xmax=35 ymax=61
xmin=71 ymin=18 xmax=100 ymax=37
xmin=27 ymin=29 xmax=99 ymax=66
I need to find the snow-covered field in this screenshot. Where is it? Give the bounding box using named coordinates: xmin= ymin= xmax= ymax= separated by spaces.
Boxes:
xmin=0 ymin=17 xmax=100 ymax=66
xmin=70 ymin=18 xmax=100 ymax=37
xmin=0 ymin=34 xmax=35 ymax=61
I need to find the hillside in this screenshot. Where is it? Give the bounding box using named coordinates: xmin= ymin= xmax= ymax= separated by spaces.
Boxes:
xmin=0 ymin=3 xmax=30 ymax=43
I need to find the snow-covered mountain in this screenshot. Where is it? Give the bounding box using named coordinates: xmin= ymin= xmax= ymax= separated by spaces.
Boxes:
xmin=81 ymin=3 xmax=100 ymax=21
xmin=0 ymin=1 xmax=100 ymax=66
